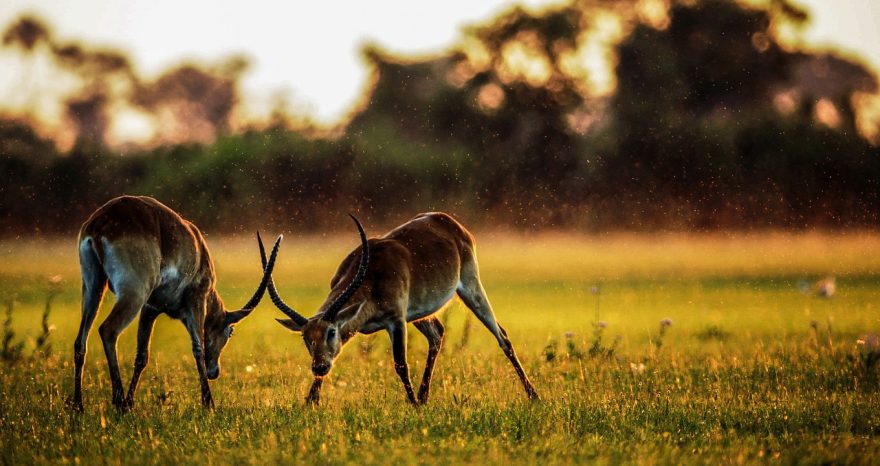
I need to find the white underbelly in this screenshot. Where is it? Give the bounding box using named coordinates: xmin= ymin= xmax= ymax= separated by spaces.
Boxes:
xmin=160 ymin=265 xmax=179 ymax=285
xmin=406 ymin=288 xmax=457 ymax=321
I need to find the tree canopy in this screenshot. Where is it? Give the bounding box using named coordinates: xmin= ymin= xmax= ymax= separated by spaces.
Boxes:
xmin=1 ymin=0 xmax=878 ymax=234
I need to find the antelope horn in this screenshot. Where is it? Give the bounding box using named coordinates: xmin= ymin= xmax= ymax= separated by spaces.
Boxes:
xmin=240 ymin=233 xmax=283 ymax=312
xmin=322 ymin=214 xmax=369 ymax=321
xmin=258 ymin=231 xmax=308 ymax=326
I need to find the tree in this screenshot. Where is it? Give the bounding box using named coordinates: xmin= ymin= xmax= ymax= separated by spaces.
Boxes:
xmin=2 ymin=15 xmax=134 ymax=151
xmin=132 ymin=58 xmax=248 ymax=145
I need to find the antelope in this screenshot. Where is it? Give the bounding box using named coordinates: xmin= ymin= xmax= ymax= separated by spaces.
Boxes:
xmin=72 ymin=195 xmax=282 ymax=411
xmin=261 ymin=212 xmax=538 ymax=405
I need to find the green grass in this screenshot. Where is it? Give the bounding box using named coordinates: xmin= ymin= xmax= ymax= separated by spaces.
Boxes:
xmin=1 ymin=232 xmax=879 ymax=464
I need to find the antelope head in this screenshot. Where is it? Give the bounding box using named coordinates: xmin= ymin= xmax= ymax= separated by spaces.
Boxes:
xmin=204 ymin=234 xmax=283 ymax=380
xmin=259 ymin=216 xmax=369 ymax=378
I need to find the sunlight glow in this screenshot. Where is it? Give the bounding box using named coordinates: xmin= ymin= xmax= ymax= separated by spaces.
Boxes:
xmin=498 ymin=32 xmax=553 ymax=86
xmin=853 ymin=92 xmax=880 ymax=144
xmin=0 ymin=0 xmax=877 ymax=143
xmin=814 ymin=98 xmax=841 ymax=128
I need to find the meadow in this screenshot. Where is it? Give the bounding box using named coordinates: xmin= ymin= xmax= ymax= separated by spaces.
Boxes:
xmin=1 ymin=231 xmax=879 ymax=465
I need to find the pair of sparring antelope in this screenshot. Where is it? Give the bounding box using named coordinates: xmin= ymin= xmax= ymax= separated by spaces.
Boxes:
xmin=73 ymin=195 xmax=537 ymax=411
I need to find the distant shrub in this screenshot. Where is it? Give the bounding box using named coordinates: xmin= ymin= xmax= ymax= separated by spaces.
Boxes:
xmin=585 ymin=322 xmax=619 ymax=359
xmin=653 ymin=318 xmax=673 ymax=351
xmin=1 ymin=285 xmax=56 ymax=364
xmin=456 ymin=313 xmax=472 ymax=351
xmin=543 ymin=339 xmax=558 ymax=362
xmin=1 ymin=300 xmax=24 ymax=362
xmin=857 ymin=335 xmax=880 ymax=378
xmin=565 ymin=332 xmax=584 ymax=360
xmin=696 ymin=325 xmax=731 ymax=342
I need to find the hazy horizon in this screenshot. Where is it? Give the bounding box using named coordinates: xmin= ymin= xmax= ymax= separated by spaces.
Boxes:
xmin=1 ymin=0 xmax=877 ymax=134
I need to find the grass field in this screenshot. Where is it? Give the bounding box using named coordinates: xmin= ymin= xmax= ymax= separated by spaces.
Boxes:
xmin=1 ymin=231 xmax=879 ymax=464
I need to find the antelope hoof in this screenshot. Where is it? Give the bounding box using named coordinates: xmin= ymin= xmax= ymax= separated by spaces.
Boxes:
xmin=66 ymin=395 xmax=84 ymax=413
xmin=202 ymin=395 xmax=215 ymax=410
xmin=121 ymin=397 xmax=134 ymax=412
xmin=112 ymin=395 xmax=127 ymax=411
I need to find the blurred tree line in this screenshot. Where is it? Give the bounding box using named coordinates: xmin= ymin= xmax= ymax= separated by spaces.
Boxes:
xmin=1 ymin=0 xmax=879 ymax=235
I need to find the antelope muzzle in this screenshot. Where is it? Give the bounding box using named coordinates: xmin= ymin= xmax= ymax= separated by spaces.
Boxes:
xmin=311 ymin=363 xmax=331 ymax=377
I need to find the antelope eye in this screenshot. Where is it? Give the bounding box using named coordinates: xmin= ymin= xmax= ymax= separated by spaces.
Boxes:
xmin=327 ymin=328 xmax=337 ymax=340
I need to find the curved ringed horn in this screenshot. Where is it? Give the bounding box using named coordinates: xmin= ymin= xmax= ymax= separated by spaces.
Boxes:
xmin=240 ymin=233 xmax=283 ymax=312
xmin=258 ymin=231 xmax=309 ymax=326
xmin=322 ymin=214 xmax=369 ymax=321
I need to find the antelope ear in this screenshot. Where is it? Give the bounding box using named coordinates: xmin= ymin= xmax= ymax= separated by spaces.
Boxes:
xmin=276 ymin=318 xmax=304 ymax=332
xmin=333 ymin=301 xmax=366 ymax=327
xmin=225 ymin=308 xmax=253 ymax=326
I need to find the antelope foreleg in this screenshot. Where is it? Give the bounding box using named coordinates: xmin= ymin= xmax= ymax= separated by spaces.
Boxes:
xmin=389 ymin=321 xmax=418 ymax=405
xmin=123 ymin=305 xmax=160 ymax=410
xmin=413 ymin=317 xmax=444 ymax=404
xmin=182 ymin=312 xmax=213 ymax=409
xmin=306 ymin=377 xmax=324 ymax=405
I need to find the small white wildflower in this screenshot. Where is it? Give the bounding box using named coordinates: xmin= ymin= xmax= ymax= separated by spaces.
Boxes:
xmin=860 ymin=334 xmax=880 ymax=354
xmin=630 ymin=362 xmax=646 ymax=374
xmin=245 ymin=365 xmax=254 ymax=373
xmin=815 ymin=277 xmax=836 ymax=298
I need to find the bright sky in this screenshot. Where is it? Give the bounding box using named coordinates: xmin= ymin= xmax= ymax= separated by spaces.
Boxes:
xmin=0 ymin=0 xmax=878 ymax=128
